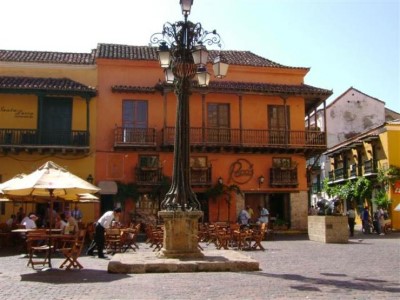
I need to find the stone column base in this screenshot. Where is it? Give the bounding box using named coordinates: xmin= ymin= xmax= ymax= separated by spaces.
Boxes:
xmin=157 ymin=210 xmax=204 ymax=259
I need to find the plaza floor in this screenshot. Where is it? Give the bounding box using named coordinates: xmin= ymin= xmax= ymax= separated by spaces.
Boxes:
xmin=0 ymin=228 xmax=399 ymax=300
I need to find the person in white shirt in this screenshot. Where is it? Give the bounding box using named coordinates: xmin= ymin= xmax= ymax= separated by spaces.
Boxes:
xmin=86 ymin=208 xmax=122 ymax=258
xmin=21 ymin=213 xmax=38 ymax=229
xmin=258 ymin=206 xmax=269 ymax=224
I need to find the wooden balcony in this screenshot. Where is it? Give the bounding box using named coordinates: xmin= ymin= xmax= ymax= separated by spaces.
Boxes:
xmin=114 ymin=127 xmax=156 ymax=149
xmin=162 ymin=127 xmax=326 ymax=155
xmin=270 ymin=167 xmax=298 ymax=187
xmin=135 ymin=166 xmax=163 ymax=185
xmin=0 ymin=128 xmax=89 ymax=153
xmin=334 ymin=167 xmax=348 ymax=181
xmin=190 ymin=166 xmax=212 ymax=187
xmin=363 ymin=159 xmax=377 ymax=175
xmin=329 ymin=160 xmax=377 ymax=183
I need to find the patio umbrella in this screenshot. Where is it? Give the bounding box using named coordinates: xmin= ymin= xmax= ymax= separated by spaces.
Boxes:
xmin=2 ymin=161 xmax=100 ymax=198
xmin=2 ymin=161 xmax=100 ymax=269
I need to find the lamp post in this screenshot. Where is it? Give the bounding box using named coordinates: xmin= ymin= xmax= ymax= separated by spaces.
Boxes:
xmin=151 ymin=0 xmax=228 ymax=212
xmin=150 ymin=0 xmax=228 ymax=258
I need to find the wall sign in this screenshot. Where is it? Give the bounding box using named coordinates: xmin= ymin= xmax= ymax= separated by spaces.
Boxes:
xmin=395 ymin=181 xmax=400 ymax=194
xmin=229 ymin=158 xmax=254 ymax=184
xmin=0 ymin=106 xmax=34 ymax=119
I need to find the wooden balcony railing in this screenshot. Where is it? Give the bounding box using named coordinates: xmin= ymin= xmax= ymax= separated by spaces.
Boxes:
xmin=363 ymin=159 xmax=377 ymax=174
xmin=270 ymin=167 xmax=298 ymax=187
xmin=134 ymin=165 xmax=212 ymax=187
xmin=349 ymin=163 xmax=359 ymax=177
xmin=162 ymin=127 xmax=325 ymax=149
xmin=190 ymin=166 xmax=212 ymax=186
xmin=329 ymin=160 xmax=378 ymax=183
xmin=334 ymin=167 xmax=348 ymax=180
xmin=135 ymin=166 xmax=163 ymax=185
xmin=0 ymin=128 xmax=89 ymax=147
xmin=114 ymin=127 xmax=156 ymax=147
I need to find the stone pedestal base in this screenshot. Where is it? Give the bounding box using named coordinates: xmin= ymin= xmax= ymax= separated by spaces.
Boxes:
xmin=308 ymin=215 xmax=348 ymax=243
xmin=157 ymin=210 xmax=204 ymax=258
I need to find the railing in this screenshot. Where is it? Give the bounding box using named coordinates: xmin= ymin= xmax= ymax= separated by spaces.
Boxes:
xmin=312 ymin=183 xmax=322 ymax=193
xmin=162 ymin=127 xmax=325 ymax=148
xmin=190 ymin=166 xmax=212 ymax=186
xmin=270 ymin=168 xmax=298 ymax=187
xmin=114 ymin=127 xmax=156 ymax=147
xmin=334 ymin=167 xmax=348 ymax=180
xmin=0 ymin=128 xmax=89 ymax=147
xmin=135 ymin=166 xmax=163 ymax=185
xmin=135 ymin=165 xmax=212 ymax=186
xmin=364 ymin=159 xmax=377 ymax=174
xmin=349 ymin=163 xmax=359 ymax=177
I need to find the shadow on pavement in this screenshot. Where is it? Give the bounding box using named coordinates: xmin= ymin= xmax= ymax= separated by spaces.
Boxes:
xmin=20 ymin=268 xmax=129 ymax=284
xmin=245 ymin=271 xmax=400 ymax=294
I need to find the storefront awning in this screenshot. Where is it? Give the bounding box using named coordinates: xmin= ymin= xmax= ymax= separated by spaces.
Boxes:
xmin=98 ymin=181 xmax=118 ymax=195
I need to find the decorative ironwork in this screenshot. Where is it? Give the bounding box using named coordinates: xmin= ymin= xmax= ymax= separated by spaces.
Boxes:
xmin=150 ymin=3 xmax=227 ymax=212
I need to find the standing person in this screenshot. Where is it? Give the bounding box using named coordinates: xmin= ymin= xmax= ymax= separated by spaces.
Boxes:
xmin=258 ymin=205 xmax=269 ymax=224
xmin=71 ymin=205 xmax=83 ymax=221
xmin=238 ymin=208 xmax=251 ymax=226
xmin=246 ymin=206 xmax=254 ymax=223
xmin=86 ymin=208 xmax=122 ymax=258
xmin=361 ymin=206 xmax=370 ymax=234
xmin=347 ymin=205 xmax=356 ymax=237
xmin=378 ymin=206 xmax=385 ymax=235
xmin=16 ymin=207 xmax=25 ymax=224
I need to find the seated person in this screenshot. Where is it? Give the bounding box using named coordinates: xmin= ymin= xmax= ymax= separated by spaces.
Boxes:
xmin=21 ymin=213 xmax=38 ymax=229
xmin=56 ymin=213 xmax=68 ymax=233
xmin=64 ymin=212 xmax=79 ymax=234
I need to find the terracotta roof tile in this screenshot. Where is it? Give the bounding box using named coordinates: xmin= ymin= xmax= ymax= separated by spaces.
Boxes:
xmin=202 ymin=81 xmax=331 ymax=96
xmin=111 ymin=81 xmax=331 ymax=98
xmin=0 ymin=49 xmax=95 ymax=65
xmin=112 ymin=85 xmax=156 ymax=93
xmin=96 ymin=43 xmax=305 ymax=69
xmin=0 ymin=76 xmax=96 ymax=95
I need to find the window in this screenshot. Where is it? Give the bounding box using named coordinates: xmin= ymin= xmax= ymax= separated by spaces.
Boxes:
xmin=139 ymin=155 xmax=159 ymax=169
xmin=272 ymin=158 xmax=296 ymax=169
xmin=268 ymin=105 xmax=290 ymax=144
xmin=122 ymin=100 xmax=148 ymax=142
xmin=190 ymin=156 xmax=207 ymax=168
xmin=39 ymin=97 xmax=72 ymax=145
xmin=207 ymin=103 xmax=230 ymax=143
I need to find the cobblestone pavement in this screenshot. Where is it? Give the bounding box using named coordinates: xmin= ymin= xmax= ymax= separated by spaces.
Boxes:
xmin=0 ymin=229 xmax=399 ymax=300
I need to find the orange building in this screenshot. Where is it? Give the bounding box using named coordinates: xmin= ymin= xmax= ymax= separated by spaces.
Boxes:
xmin=94 ymin=44 xmax=332 ymax=230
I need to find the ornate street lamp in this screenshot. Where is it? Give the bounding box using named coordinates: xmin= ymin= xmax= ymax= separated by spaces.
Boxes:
xmin=151 ymin=0 xmax=228 ymax=212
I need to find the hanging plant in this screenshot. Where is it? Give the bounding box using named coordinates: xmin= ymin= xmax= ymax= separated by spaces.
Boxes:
xmin=372 ymin=189 xmax=392 ymax=210
xmin=149 ymin=175 xmax=171 ymax=200
xmin=205 ymin=183 xmax=242 ymax=202
xmin=114 ymin=181 xmax=140 ymax=204
xmin=377 ymin=165 xmax=400 ymax=189
xmin=353 ymin=177 xmax=372 ymax=204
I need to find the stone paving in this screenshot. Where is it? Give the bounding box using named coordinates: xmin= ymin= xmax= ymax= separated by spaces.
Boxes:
xmin=0 ymin=228 xmax=399 ymax=300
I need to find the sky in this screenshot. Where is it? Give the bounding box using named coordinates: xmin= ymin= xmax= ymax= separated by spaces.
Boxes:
xmin=0 ymin=0 xmax=398 ymax=111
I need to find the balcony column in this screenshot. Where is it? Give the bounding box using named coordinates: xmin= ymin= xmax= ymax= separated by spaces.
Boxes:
xmin=239 ymin=95 xmax=243 ymax=144
xmin=323 ymin=101 xmax=327 ymax=145
xmin=85 ymin=96 xmax=90 ymax=133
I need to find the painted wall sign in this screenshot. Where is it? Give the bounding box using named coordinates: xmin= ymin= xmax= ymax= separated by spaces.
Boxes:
xmin=0 ymin=106 xmax=34 ymax=119
xmin=395 ymin=181 xmax=400 ymax=194
xmin=229 ymin=158 xmax=254 ymax=184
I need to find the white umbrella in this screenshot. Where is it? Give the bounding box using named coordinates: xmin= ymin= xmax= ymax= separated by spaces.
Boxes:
xmin=394 ymin=203 xmax=400 ymax=212
xmin=2 ymin=161 xmax=100 ymax=269
xmin=0 ymin=174 xmax=27 ymax=192
xmin=2 ymin=161 xmax=100 ymax=197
